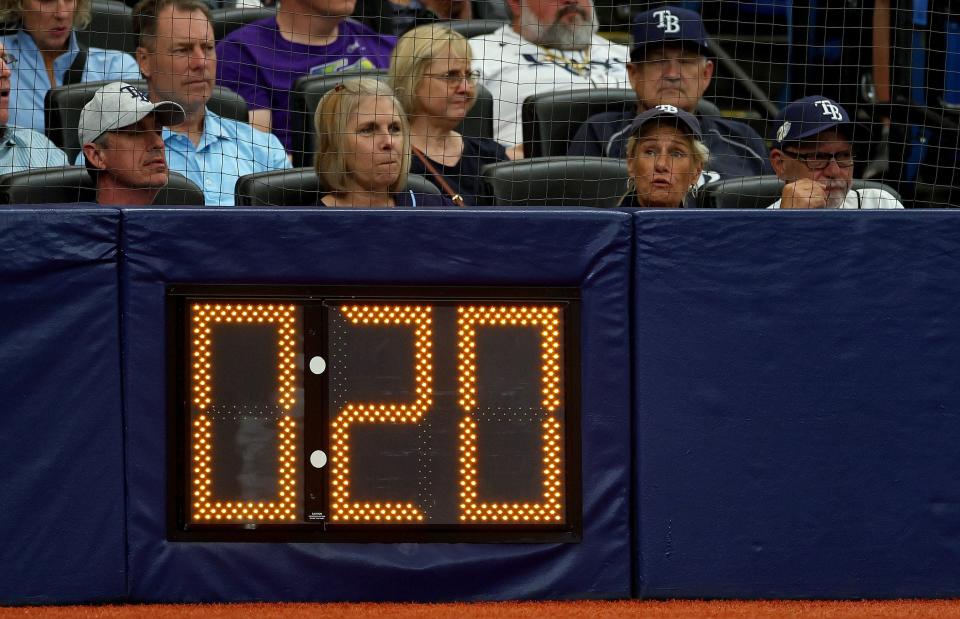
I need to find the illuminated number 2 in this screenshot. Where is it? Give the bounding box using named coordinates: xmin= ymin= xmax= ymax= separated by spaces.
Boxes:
xmin=457 ymin=306 xmax=564 ymax=522
xmin=330 ymin=305 xmax=433 ymax=523
xmin=190 ymin=304 xmax=299 ymax=522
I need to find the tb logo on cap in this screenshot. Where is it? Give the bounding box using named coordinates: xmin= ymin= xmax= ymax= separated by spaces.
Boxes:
xmin=119 ymin=84 xmax=150 ymax=102
xmin=653 ymin=9 xmax=681 ymax=34
xmin=656 ymin=104 xmax=679 ymax=114
xmin=815 ymin=99 xmax=844 ymax=121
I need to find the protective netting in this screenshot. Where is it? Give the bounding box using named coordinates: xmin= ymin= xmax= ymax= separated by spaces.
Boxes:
xmin=0 ymin=0 xmax=956 ymax=208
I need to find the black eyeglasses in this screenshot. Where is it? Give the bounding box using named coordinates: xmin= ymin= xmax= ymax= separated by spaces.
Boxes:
xmin=781 ymin=149 xmax=855 ymax=170
xmin=0 ymin=53 xmax=16 ymax=66
xmin=426 ymin=70 xmax=481 ymax=85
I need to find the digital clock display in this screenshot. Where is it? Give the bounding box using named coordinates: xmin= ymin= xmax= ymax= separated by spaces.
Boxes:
xmin=169 ymin=287 xmax=581 ymax=542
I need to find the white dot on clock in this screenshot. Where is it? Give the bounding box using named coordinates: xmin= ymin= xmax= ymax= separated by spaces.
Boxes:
xmin=309 ymin=356 xmax=326 ymax=375
xmin=310 ymin=450 xmax=327 ymax=469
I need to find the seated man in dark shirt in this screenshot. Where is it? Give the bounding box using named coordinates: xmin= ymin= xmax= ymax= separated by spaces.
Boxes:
xmin=568 ymin=6 xmax=771 ymax=184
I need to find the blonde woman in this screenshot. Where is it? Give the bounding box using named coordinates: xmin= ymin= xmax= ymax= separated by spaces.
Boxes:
xmin=618 ymin=105 xmax=709 ymax=208
xmin=389 ymin=24 xmax=518 ymax=207
xmin=314 ymin=77 xmax=454 ymax=207
xmin=0 ymin=0 xmax=140 ymax=132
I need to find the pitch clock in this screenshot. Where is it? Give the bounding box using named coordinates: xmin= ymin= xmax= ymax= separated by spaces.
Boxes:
xmin=167 ymin=286 xmax=581 ymax=542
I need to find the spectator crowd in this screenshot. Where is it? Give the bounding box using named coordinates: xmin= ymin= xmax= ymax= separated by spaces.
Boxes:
xmin=0 ymin=0 xmax=916 ymax=208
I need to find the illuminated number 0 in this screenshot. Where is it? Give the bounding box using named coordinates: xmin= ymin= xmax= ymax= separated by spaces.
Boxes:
xmin=330 ymin=305 xmax=432 ymax=523
xmin=457 ymin=306 xmax=563 ymax=522
xmin=190 ymin=304 xmax=299 ymax=522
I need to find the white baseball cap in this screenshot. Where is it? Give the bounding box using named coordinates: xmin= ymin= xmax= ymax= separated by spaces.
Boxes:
xmin=78 ymin=81 xmax=185 ymax=146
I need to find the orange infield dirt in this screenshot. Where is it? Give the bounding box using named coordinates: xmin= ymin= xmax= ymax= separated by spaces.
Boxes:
xmin=4 ymin=600 xmax=960 ymax=618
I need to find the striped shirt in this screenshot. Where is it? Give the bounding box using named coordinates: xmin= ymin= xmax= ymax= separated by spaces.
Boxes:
xmin=0 ymin=125 xmax=69 ymax=174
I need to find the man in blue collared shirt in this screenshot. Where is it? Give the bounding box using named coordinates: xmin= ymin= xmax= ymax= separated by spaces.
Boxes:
xmin=0 ymin=40 xmax=68 ymax=172
xmin=0 ymin=0 xmax=141 ymax=133
xmin=132 ymin=0 xmax=290 ymax=206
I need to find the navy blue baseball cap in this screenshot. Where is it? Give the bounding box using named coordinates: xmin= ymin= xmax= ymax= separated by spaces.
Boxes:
xmin=631 ymin=6 xmax=710 ymax=61
xmin=772 ymin=96 xmax=855 ymax=149
xmin=626 ymin=104 xmax=703 ymax=141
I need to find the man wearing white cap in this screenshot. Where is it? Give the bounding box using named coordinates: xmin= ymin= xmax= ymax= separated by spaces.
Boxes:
xmin=79 ymin=81 xmax=185 ymax=206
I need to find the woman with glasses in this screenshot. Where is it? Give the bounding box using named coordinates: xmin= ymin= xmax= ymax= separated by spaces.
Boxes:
xmin=0 ymin=0 xmax=140 ymax=133
xmin=388 ymin=24 xmax=518 ymax=207
xmin=768 ymin=96 xmax=903 ymax=209
xmin=314 ymin=77 xmax=454 ymax=208
xmin=618 ymin=105 xmax=708 ymax=208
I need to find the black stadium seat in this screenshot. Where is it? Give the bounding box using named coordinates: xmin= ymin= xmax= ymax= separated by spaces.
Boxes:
xmin=0 ymin=166 xmax=204 ymax=205
xmin=45 ymin=79 xmax=249 ymax=162
xmin=522 ymin=88 xmax=637 ymax=158
xmin=235 ymin=167 xmax=323 ymax=207
xmin=77 ymin=0 xmax=136 ymax=54
xmin=210 ymin=6 xmax=276 ymax=43
xmin=522 ymin=88 xmax=723 ymax=158
xmin=235 ymin=167 xmax=440 ymax=206
xmin=481 ymin=156 xmax=629 ymax=208
xmin=697 ymin=175 xmax=903 ymax=209
xmin=288 ymin=71 xmax=494 ymax=168
xmin=472 ymin=0 xmax=508 ymax=20
xmin=440 ymin=18 xmax=506 ymax=38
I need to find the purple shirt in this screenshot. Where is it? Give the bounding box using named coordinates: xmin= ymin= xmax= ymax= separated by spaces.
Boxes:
xmin=216 ymin=17 xmax=395 ymax=151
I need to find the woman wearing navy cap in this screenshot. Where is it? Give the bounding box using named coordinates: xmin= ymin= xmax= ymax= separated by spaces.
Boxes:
xmin=618 ymin=104 xmax=709 ymax=208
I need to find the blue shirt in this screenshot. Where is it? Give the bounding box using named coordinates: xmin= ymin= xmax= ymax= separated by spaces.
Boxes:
xmin=163 ymin=109 xmax=291 ymax=206
xmin=0 ymin=125 xmax=69 ymax=173
xmin=1 ymin=30 xmax=141 ymax=133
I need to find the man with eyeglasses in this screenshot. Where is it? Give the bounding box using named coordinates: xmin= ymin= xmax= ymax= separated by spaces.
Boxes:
xmin=568 ymin=6 xmax=770 ymax=184
xmin=0 ymin=41 xmax=68 ymax=174
xmin=769 ymin=96 xmax=903 ymax=209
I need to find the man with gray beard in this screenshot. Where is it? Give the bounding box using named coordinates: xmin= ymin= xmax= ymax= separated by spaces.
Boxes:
xmin=469 ymin=0 xmax=628 ymax=147
xmin=768 ymin=96 xmax=903 ymax=209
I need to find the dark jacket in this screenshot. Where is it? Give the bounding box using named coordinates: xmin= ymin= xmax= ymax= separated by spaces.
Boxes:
xmin=568 ymin=109 xmax=773 ymax=183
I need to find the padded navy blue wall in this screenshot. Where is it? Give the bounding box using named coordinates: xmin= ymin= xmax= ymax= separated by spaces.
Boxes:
xmin=634 ymin=210 xmax=960 ymax=598
xmin=121 ymin=208 xmax=633 ymax=602
xmin=0 ymin=209 xmax=125 ymax=604
xmin=12 ymin=206 xmax=960 ymax=604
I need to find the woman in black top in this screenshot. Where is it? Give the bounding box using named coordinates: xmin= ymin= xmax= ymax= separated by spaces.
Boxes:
xmin=388 ymin=24 xmax=519 ymax=207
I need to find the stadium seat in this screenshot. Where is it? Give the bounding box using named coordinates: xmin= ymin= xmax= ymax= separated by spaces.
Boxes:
xmin=481 ymin=156 xmax=629 ymax=208
xmin=288 ymin=71 xmax=493 ymax=167
xmin=77 ymin=0 xmax=136 ymax=54
xmin=472 ymin=0 xmax=508 ymax=20
xmin=440 ymin=18 xmax=506 ymax=38
xmin=522 ymin=88 xmax=723 ymax=158
xmin=234 ymin=167 xmax=440 ymax=206
xmin=45 ymin=80 xmax=249 ymax=162
xmin=0 ymin=166 xmax=204 ymax=205
xmin=697 ymin=175 xmax=903 ymax=209
xmin=522 ymin=88 xmax=636 ymax=158
xmin=913 ymin=182 xmax=959 ymax=208
xmin=210 ymin=6 xmax=276 ymax=42
xmin=404 ymin=172 xmax=443 ymax=197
